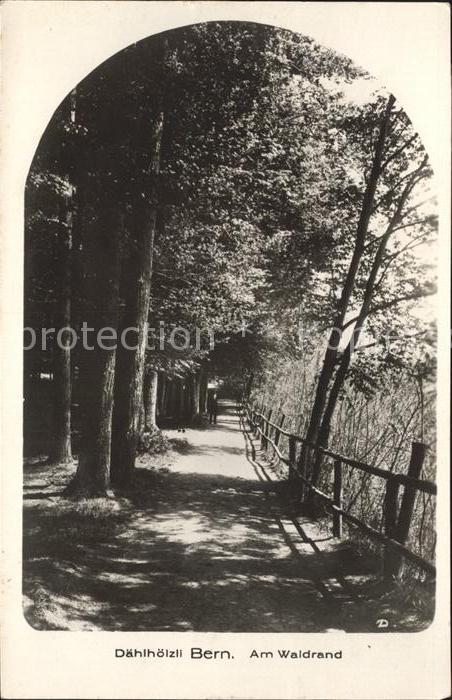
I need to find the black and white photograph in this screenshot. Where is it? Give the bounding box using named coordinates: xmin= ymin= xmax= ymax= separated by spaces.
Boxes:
xmin=1 ymin=2 xmax=450 ymax=699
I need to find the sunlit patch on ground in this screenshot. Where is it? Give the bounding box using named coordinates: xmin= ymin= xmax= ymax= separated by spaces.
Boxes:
xmin=23 ymin=403 xmax=434 ymax=632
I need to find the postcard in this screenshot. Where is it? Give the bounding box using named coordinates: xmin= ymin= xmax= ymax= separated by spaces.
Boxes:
xmin=1 ymin=2 xmax=450 ymax=698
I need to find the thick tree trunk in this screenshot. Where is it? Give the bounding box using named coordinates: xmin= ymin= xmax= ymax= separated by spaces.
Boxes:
xmin=301 ymin=95 xmax=395 ymax=482
xmin=110 ymin=208 xmax=155 ymax=486
xmin=111 ymin=112 xmax=164 ymax=488
xmin=138 ymin=396 xmax=146 ymax=434
xmin=145 ymin=369 xmax=159 ymax=431
xmin=50 ymin=191 xmax=73 ymax=463
xmin=69 ymin=345 xmax=117 ymax=496
xmin=51 ymin=326 xmax=72 ymax=463
xmin=65 ymin=196 xmax=122 ymax=497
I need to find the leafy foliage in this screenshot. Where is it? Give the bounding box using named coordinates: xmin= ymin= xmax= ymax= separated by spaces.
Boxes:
xmin=26 ymin=21 xmax=437 ymax=487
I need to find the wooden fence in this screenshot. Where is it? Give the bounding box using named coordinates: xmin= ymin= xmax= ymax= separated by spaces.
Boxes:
xmin=244 ymin=403 xmax=436 ymax=580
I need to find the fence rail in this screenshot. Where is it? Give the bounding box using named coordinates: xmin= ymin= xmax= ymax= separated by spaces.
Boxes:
xmin=243 ymin=403 xmax=436 ymax=579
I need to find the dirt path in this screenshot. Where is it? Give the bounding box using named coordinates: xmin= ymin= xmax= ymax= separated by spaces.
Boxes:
xmin=165 ymin=402 xmax=254 ymax=477
xmin=23 ymin=401 xmax=430 ymax=632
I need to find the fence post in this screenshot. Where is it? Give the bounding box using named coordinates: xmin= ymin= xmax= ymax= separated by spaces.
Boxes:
xmin=263 ymin=409 xmax=272 ymax=450
xmin=252 ymin=410 xmax=259 ymax=438
xmin=333 ymin=459 xmax=343 ymax=538
xmin=274 ymin=414 xmax=285 ymax=447
xmin=396 ymin=442 xmax=427 ymax=546
xmin=288 ymin=435 xmax=296 ymax=480
xmin=267 ymin=408 xmax=273 ymax=434
xmin=298 ymin=443 xmax=313 ymax=502
xmin=255 ymin=413 xmax=261 ymax=439
xmin=383 ymin=478 xmax=400 ymax=581
xmin=261 ymin=418 xmax=267 ymax=449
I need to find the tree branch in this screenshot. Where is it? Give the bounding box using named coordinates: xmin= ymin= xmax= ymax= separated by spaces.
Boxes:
xmin=381 ymin=133 xmax=419 ymax=171
xmin=366 ymin=288 xmax=436 ymax=317
xmin=363 ymin=216 xmax=433 ymax=252
xmin=371 ymin=157 xmax=430 ymax=215
xmin=374 ymin=233 xmax=434 ymax=291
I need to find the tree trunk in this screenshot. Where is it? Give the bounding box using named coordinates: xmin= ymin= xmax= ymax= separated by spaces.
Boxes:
xmin=138 ymin=396 xmax=145 ymax=434
xmin=177 ymin=378 xmax=185 ymax=421
xmin=311 ymin=170 xmax=420 ymax=485
xmin=145 ymin=369 xmax=159 ymax=431
xmin=158 ymin=372 xmax=167 ymax=418
xmin=50 ymin=191 xmax=73 ymax=463
xmin=111 ymin=112 xmax=164 ymax=488
xmin=184 ymin=378 xmax=192 ymax=420
xmin=191 ymin=372 xmax=201 ymax=420
xmin=301 ymin=95 xmax=395 ymax=481
xmin=165 ymin=378 xmax=174 ymax=417
xmin=65 ymin=195 xmax=122 ymax=497
xmin=245 ymin=371 xmax=254 ymax=399
xmin=199 ymin=366 xmax=208 ymax=414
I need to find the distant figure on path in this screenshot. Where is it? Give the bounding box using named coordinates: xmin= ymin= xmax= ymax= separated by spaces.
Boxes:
xmin=207 ymin=390 xmax=218 ymax=425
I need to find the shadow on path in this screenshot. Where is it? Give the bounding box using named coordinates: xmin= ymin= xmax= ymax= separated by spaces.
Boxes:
xmin=22 ymin=402 xmax=432 ymax=632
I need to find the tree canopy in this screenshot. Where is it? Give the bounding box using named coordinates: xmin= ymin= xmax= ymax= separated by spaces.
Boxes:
xmin=25 ymin=21 xmax=437 ymax=495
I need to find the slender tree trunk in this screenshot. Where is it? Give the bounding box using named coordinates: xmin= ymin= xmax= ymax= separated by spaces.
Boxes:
xmin=145 ymin=369 xmax=159 ymax=431
xmin=164 ymin=377 xmax=173 ymax=417
xmin=301 ymin=95 xmax=395 ymax=481
xmin=172 ymin=379 xmax=179 ymax=420
xmin=245 ymin=371 xmax=254 ymax=399
xmin=172 ymin=379 xmax=178 ymax=417
xmin=311 ymin=171 xmax=420 ymax=485
xmin=199 ymin=366 xmax=208 ymax=414
xmin=184 ymin=378 xmax=192 ymax=420
xmin=111 ymin=112 xmax=164 ymax=488
xmin=65 ymin=195 xmax=122 ymax=497
xmin=191 ymin=371 xmax=201 ymax=419
xmin=177 ymin=378 xmax=185 ymax=421
xmin=158 ymin=372 xmax=167 ymax=418
xmin=50 ymin=190 xmax=73 ymax=463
